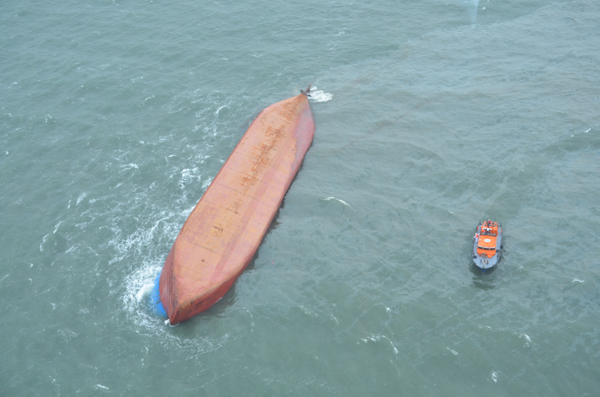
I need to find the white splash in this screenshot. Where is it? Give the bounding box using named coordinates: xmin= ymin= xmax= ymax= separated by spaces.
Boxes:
xmin=76 ymin=192 xmax=87 ymax=206
xmin=122 ymin=262 xmax=162 ymax=313
xmin=361 ymin=334 xmax=398 ymax=355
xmin=215 ymin=103 xmax=229 ymax=116
xmin=299 ymin=305 xmax=317 ymax=317
xmin=40 ymin=234 xmax=50 ymax=252
xmin=447 ymin=347 xmax=459 ymax=356
xmin=322 ymin=196 xmax=350 ymax=207
xmin=180 ymin=167 xmax=201 ymax=189
xmin=95 ymin=384 xmax=109 ymax=390
xmin=202 ymin=177 xmax=213 ymax=190
xmin=519 ymin=333 xmax=532 ymax=347
xmin=308 ymin=86 xmax=333 ymax=103
xmin=490 ymin=371 xmax=498 ymax=383
xmin=573 ymin=278 xmax=584 ymax=283
xmin=136 ymin=283 xmax=154 ymax=303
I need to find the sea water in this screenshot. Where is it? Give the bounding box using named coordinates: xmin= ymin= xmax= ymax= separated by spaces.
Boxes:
xmin=1 ymin=0 xmax=599 ymax=395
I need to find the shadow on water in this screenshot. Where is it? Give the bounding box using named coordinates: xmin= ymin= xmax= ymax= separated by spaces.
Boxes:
xmin=469 ymin=262 xmax=498 ymax=290
xmin=205 ymin=282 xmax=239 ymax=316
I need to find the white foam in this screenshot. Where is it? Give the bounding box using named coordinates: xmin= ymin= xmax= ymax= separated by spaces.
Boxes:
xmin=322 ymin=196 xmax=350 ymax=207
xmin=202 ymin=177 xmax=213 ymax=190
xmin=490 ymin=371 xmax=498 ymax=383
xmin=136 ymin=283 xmax=154 ymax=303
xmin=215 ymin=103 xmax=230 ymax=116
xmin=299 ymin=305 xmax=317 ymax=317
xmin=95 ymin=384 xmax=109 ymax=390
xmin=447 ymin=347 xmax=459 ymax=356
xmin=122 ymin=263 xmax=162 ymax=313
xmin=180 ymin=167 xmax=201 ymax=190
xmin=308 ymin=86 xmax=333 ymax=103
xmin=573 ymin=278 xmax=584 ymax=283
xmin=40 ymin=234 xmax=50 ymax=252
xmin=76 ymin=192 xmax=87 ymax=206
xmin=361 ymin=334 xmax=398 ymax=354
xmin=519 ymin=333 xmax=532 ymax=347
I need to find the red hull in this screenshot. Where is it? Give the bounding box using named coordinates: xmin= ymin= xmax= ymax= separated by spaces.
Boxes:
xmin=159 ymin=91 xmax=315 ymax=324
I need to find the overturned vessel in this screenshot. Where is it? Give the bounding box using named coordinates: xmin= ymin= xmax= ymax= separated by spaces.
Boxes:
xmin=152 ymin=87 xmax=315 ymax=324
xmin=473 ymin=219 xmax=503 ymax=270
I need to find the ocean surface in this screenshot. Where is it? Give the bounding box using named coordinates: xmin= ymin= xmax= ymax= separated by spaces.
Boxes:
xmin=1 ymin=0 xmax=599 ymax=395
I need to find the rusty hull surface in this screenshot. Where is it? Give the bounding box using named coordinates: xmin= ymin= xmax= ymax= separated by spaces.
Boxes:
xmin=159 ymin=92 xmax=315 ymax=324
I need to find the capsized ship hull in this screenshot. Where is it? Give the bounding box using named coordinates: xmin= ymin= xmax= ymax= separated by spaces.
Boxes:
xmin=473 ymin=220 xmax=502 ymax=270
xmin=154 ymin=88 xmax=315 ymax=324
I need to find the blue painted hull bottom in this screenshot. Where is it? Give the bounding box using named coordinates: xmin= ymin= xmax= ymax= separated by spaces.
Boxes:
xmin=151 ymin=272 xmax=167 ymax=317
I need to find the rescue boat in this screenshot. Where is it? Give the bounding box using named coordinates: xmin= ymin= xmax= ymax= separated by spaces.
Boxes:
xmin=472 ymin=219 xmax=502 ymax=270
xmin=151 ymin=86 xmax=315 ymax=324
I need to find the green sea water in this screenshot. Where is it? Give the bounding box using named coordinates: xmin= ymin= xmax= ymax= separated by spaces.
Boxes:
xmin=1 ymin=0 xmax=599 ymax=395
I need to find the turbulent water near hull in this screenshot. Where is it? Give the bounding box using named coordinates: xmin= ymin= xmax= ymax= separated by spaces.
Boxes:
xmin=1 ymin=0 xmax=599 ymax=395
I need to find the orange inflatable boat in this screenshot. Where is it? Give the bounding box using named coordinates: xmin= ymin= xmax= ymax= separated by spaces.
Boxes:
xmin=152 ymin=87 xmax=315 ymax=324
